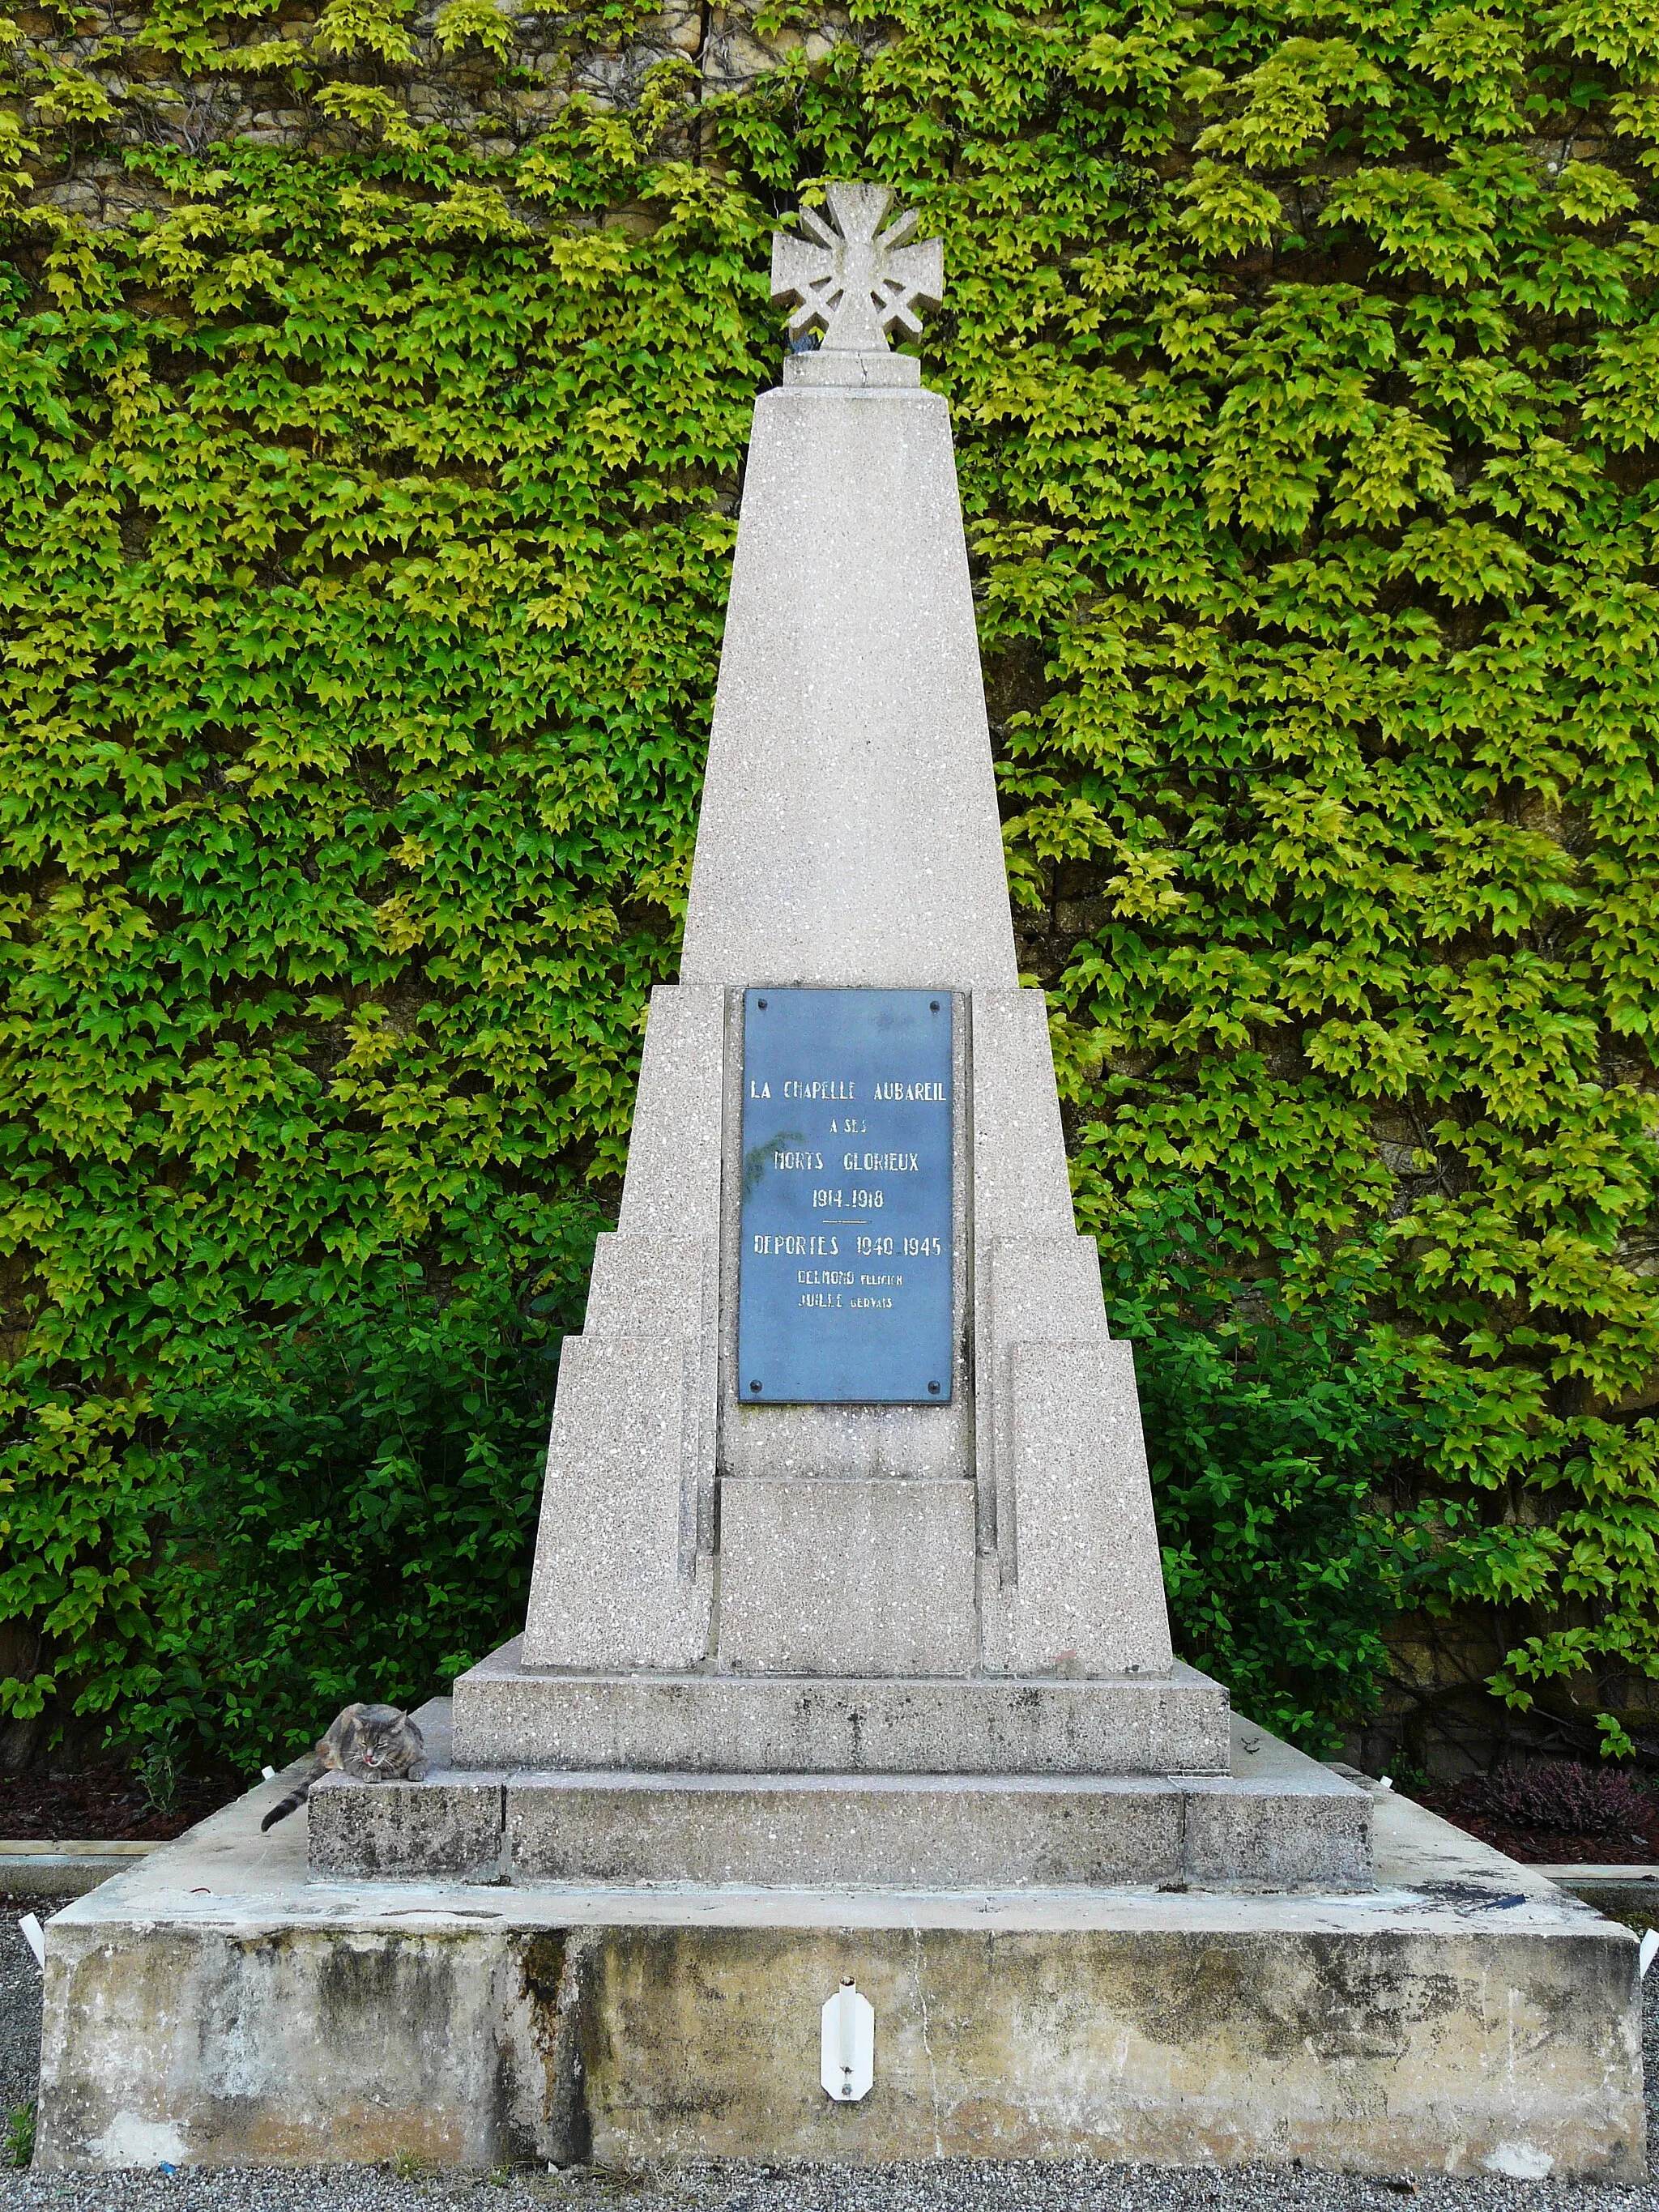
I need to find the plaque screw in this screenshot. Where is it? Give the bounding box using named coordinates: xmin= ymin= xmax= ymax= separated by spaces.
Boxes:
xmin=757 ymin=997 xmax=768 ymax=1009
xmin=929 ymin=999 xmax=940 ymax=1012
xmin=928 ymin=1381 xmax=940 ymax=1395
xmin=749 ymin=1380 xmax=762 ymax=1393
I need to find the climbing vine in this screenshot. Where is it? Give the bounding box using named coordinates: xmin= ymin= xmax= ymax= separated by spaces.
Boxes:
xmin=4 ymin=0 xmax=1659 ymax=1762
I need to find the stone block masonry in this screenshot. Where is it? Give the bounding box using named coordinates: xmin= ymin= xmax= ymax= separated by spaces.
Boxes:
xmin=12 ymin=2 xmax=842 ymax=224
xmin=482 ymin=186 xmax=1176 ymax=1763
xmin=715 ymin=1478 xmax=979 ymax=1676
xmin=448 ymin=1643 xmax=1234 ymax=1775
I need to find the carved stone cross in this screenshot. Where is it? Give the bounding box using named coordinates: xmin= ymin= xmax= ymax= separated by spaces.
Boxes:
xmin=770 ymin=182 xmax=945 ymax=354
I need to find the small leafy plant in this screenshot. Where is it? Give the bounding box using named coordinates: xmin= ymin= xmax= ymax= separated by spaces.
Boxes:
xmin=133 ymin=1725 xmax=183 ymax=1818
xmin=6 ymin=2102 xmax=35 ymax=2170
xmin=1098 ymin=1193 xmax=1412 ymax=1753
xmin=134 ymin=1252 xmax=595 ymax=1772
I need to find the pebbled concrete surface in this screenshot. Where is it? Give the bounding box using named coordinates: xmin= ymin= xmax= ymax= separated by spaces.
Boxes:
xmin=5 ymin=1884 xmax=1659 ymax=2205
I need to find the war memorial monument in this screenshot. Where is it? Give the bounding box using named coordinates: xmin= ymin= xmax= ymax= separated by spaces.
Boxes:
xmin=34 ymin=185 xmax=1644 ymax=2180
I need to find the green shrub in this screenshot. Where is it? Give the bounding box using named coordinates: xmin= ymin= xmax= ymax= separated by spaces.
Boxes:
xmin=135 ymin=1230 xmax=597 ymax=1768
xmin=6 ymin=2102 xmax=35 ymax=2171
xmin=1101 ymin=1193 xmax=1411 ymax=1750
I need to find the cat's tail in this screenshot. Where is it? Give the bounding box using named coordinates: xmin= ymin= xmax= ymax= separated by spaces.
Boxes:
xmin=260 ymin=1763 xmax=323 ymax=1831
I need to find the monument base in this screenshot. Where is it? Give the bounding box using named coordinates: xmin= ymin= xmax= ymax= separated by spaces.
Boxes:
xmin=34 ymin=1759 xmax=1642 ymax=2179
xmin=307 ymin=1700 xmax=1372 ymax=1891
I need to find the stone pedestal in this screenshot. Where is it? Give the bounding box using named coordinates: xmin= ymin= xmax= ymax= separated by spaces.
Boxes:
xmin=305 ymin=1697 xmax=1373 ymax=1892
xmin=451 ymin=1639 xmax=1230 ymax=1775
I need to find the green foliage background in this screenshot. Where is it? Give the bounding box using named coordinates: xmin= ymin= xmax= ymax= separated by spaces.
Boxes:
xmin=147 ymin=1253 xmax=594 ymax=1760
xmin=4 ymin=0 xmax=1659 ymax=1763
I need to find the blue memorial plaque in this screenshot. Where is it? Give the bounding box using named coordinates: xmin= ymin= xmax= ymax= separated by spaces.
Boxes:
xmin=736 ymin=988 xmax=953 ymax=1404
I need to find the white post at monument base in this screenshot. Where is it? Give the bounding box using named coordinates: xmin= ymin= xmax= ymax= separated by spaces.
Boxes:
xmin=820 ymin=1978 xmax=874 ymax=2103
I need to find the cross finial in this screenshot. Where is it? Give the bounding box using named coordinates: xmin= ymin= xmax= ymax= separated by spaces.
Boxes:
xmin=770 ymin=182 xmax=945 ymax=355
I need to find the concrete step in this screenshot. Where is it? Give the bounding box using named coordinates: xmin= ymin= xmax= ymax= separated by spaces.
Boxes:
xmin=307 ymin=1710 xmax=1372 ymax=1891
xmin=0 ymin=1840 xmax=156 ymax=1899
xmin=450 ymin=1637 xmax=1233 ymax=1776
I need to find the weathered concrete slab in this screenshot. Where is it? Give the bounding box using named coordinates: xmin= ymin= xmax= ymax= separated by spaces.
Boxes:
xmin=450 ymin=1638 xmax=1233 ymax=1775
xmin=35 ymin=1768 xmax=1641 ymax=2178
xmin=0 ymin=1841 xmax=154 ymax=1899
xmin=1179 ymin=1723 xmax=1375 ymax=1890
xmin=1536 ymin=1863 xmax=1659 ymax=1924
xmin=310 ymin=1708 xmax=1370 ymax=1891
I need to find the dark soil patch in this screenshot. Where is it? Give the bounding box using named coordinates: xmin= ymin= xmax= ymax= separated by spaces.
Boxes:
xmin=1418 ymin=1771 xmax=1659 ymax=1865
xmin=0 ymin=1767 xmax=243 ymax=1843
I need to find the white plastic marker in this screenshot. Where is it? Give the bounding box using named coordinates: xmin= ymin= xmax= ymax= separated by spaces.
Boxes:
xmin=820 ymin=1976 xmax=874 ymax=2103
xmin=18 ymin=1914 xmax=45 ymax=1969
xmin=1378 ymin=1775 xmax=1395 ymax=1791
xmin=1639 ymin=1930 xmax=1658 ymax=1980
xmin=261 ymin=1767 xmax=276 ymax=1781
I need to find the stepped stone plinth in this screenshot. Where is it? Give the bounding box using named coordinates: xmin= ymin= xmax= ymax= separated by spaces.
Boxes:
xmin=307 ymin=1698 xmax=1374 ymax=1891
xmin=35 ymin=1760 xmax=1641 ymax=2177
xmin=450 ymin=1639 xmax=1232 ymax=1775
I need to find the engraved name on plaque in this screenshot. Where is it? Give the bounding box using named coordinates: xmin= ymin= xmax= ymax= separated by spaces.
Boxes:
xmin=736 ymin=987 xmax=953 ymax=1404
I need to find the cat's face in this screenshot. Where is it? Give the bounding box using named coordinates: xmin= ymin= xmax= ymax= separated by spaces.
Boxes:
xmin=341 ymin=1703 xmax=424 ymax=1780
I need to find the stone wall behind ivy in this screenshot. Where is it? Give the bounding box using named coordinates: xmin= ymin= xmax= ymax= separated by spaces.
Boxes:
xmin=10 ymin=0 xmax=838 ymax=222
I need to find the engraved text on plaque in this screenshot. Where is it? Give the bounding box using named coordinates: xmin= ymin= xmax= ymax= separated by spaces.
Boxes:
xmin=736 ymin=987 xmax=953 ymax=1404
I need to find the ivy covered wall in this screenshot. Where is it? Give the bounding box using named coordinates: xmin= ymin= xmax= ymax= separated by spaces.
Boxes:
xmin=4 ymin=0 xmax=1659 ymax=1770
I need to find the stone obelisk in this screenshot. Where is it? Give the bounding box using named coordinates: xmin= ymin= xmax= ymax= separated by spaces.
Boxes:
xmin=489 ymin=179 xmax=1174 ymax=1696
xmin=439 ymin=186 xmax=1370 ymax=1894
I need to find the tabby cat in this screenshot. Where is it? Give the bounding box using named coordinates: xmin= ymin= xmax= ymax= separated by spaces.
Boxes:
xmin=259 ymin=1703 xmax=429 ymax=1831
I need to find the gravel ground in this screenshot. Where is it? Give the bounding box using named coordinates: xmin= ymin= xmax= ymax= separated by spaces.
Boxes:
xmin=0 ymin=1897 xmax=62 ymax=2129
xmin=4 ymin=1898 xmax=1659 ymax=2209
